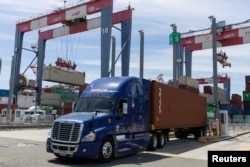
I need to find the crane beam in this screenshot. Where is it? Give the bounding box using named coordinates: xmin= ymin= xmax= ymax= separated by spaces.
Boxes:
xmin=16 ymin=0 xmax=113 ymax=32
xmin=39 ymin=8 xmax=132 ymax=40
xmin=196 ymin=76 xmax=230 ymax=84
xmin=181 ymin=24 xmax=250 ymax=51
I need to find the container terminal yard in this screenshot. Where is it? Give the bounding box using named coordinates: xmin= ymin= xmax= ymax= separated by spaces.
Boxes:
xmin=0 ymin=0 xmax=250 ymax=144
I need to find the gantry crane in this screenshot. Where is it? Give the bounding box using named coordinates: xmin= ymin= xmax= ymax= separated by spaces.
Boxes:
xmin=196 ymin=74 xmax=231 ymax=100
xmin=11 ymin=0 xmax=133 ymax=105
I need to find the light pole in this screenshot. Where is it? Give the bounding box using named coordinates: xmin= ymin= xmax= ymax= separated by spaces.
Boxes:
xmin=209 ymin=16 xmax=219 ymax=120
xmin=209 ymin=16 xmax=221 ymax=136
xmin=139 ymin=30 xmax=144 ymax=78
xmin=170 ymin=23 xmax=178 ymax=87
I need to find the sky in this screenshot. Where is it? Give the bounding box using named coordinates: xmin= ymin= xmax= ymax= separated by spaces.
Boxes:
xmin=0 ymin=0 xmax=250 ymax=97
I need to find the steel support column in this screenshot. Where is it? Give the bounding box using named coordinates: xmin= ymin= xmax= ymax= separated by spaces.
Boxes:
xmin=210 ymin=16 xmax=219 ymax=120
xmin=121 ymin=19 xmax=132 ymax=76
xmin=12 ymin=31 xmax=24 ymax=104
xmin=36 ymin=39 xmax=46 ymax=105
xmin=101 ymin=7 xmax=113 ymax=77
xmin=176 ymin=44 xmax=184 ymax=78
xmin=185 ymin=50 xmax=193 ymax=77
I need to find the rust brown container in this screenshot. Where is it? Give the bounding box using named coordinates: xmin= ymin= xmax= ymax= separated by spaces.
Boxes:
xmin=149 ymin=81 xmax=207 ymax=129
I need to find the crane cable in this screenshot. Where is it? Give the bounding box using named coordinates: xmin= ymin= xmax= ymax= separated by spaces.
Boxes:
xmin=54 ymin=26 xmax=81 ymax=67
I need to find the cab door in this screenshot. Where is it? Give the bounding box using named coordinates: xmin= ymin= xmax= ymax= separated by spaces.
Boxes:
xmin=114 ymin=98 xmax=133 ymax=154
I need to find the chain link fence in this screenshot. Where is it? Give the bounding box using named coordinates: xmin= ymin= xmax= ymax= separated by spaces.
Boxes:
xmin=0 ymin=114 xmax=54 ymax=125
xmin=228 ymin=115 xmax=250 ymax=135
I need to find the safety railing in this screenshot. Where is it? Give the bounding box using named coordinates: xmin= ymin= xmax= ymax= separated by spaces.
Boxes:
xmin=0 ymin=114 xmax=54 ymax=125
xmin=228 ymin=116 xmax=250 ymax=135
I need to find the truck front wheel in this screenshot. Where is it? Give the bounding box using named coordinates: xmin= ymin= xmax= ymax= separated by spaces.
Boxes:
xmin=98 ymin=137 xmax=114 ymax=162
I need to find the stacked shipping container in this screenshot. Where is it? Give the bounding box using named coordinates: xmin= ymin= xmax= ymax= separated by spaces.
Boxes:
xmin=177 ymin=76 xmax=215 ymax=121
xmin=41 ymin=86 xmax=79 ymax=113
xmin=200 ymin=85 xmax=228 ymax=121
xmin=243 ymin=76 xmax=250 ymax=116
xmin=178 ymin=76 xmax=199 ymax=94
xmin=230 ymin=93 xmax=242 ymax=115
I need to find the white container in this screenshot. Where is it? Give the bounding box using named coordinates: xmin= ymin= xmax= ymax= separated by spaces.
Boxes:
xmin=178 ymin=76 xmax=199 ymax=89
xmin=43 ymin=65 xmax=85 ymax=86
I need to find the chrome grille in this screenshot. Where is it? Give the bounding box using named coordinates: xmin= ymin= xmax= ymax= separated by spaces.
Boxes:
xmin=51 ymin=121 xmax=83 ymax=143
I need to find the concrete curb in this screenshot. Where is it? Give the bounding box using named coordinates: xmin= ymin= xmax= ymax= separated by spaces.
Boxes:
xmin=198 ymin=131 xmax=250 ymax=143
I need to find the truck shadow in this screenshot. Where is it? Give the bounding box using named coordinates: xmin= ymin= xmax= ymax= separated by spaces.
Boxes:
xmin=48 ymin=152 xmax=169 ymax=167
xmin=159 ymin=137 xmax=209 ymax=154
xmin=48 ymin=137 xmax=208 ymax=166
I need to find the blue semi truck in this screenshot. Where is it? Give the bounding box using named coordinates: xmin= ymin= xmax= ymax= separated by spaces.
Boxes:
xmin=46 ymin=76 xmax=207 ymax=162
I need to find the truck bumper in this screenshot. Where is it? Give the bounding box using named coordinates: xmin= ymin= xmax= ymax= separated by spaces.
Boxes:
xmin=46 ymin=138 xmax=102 ymax=159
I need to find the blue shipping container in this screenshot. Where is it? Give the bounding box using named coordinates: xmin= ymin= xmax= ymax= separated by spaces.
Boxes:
xmin=220 ymin=104 xmax=230 ymax=111
xmin=244 ymin=108 xmax=250 ymax=115
xmin=0 ymin=89 xmax=9 ymax=97
xmin=229 ymin=104 xmax=242 ymax=115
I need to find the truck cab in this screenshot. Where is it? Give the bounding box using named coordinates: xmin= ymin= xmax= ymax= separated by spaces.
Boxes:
xmin=46 ymin=77 xmax=150 ymax=162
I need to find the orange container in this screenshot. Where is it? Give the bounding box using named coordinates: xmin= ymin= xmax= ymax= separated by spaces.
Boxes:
xmin=149 ymin=81 xmax=207 ymax=129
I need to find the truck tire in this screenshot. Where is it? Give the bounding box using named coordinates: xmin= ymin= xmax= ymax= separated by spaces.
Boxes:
xmin=98 ymin=137 xmax=114 ymax=162
xmin=148 ymin=133 xmax=157 ymax=151
xmin=194 ymin=128 xmax=202 ymax=139
xmin=157 ymin=132 xmax=165 ymax=148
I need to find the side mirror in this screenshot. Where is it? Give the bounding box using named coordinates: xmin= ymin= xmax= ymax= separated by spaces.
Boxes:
xmin=122 ymin=103 xmax=128 ymax=114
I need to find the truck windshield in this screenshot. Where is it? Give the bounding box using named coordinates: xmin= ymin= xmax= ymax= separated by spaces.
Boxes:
xmin=74 ymin=97 xmax=115 ymax=114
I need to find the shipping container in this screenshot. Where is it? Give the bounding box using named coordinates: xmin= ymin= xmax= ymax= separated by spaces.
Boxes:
xmin=178 ymin=85 xmax=199 ymax=94
xmin=245 ymin=83 xmax=250 ymax=92
xmin=243 ymin=101 xmax=250 ymax=109
xmin=229 ymin=105 xmax=242 ymax=115
xmin=43 ymin=65 xmax=85 ymax=86
xmin=178 ymin=76 xmax=199 ymax=89
xmin=42 ymin=87 xmax=53 ymax=93
xmin=41 ymin=92 xmax=61 ymax=101
xmin=220 ymin=103 xmax=230 ymax=111
xmin=52 ymin=87 xmax=72 ymax=94
xmin=149 ymin=81 xmax=207 ymax=129
xmin=231 ymin=94 xmax=242 ymax=101
xmin=243 ymin=108 xmax=250 ymax=115
xmin=41 ymin=99 xmax=60 ymax=106
xmin=17 ymin=95 xmax=36 ymax=109
xmin=200 ymin=93 xmax=214 ymax=104
xmin=0 ymin=89 xmax=9 ymax=97
xmin=245 ymin=75 xmax=250 ymax=85
xmin=243 ymin=91 xmax=250 ymax=101
xmin=230 ymin=99 xmax=242 ymax=109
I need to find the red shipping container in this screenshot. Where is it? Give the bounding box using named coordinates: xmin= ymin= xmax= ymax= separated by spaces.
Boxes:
xmin=231 ymin=94 xmax=242 ymax=101
xmin=246 ymin=83 xmax=250 ymax=92
xmin=203 ymin=86 xmax=212 ymax=94
xmin=149 ymin=81 xmax=207 ymax=129
xmin=243 ymin=101 xmax=250 ymax=109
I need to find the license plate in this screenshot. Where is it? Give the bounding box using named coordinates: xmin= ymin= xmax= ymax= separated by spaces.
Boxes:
xmin=59 ymin=151 xmax=67 ymax=156
xmin=54 ymin=150 xmax=67 ymax=156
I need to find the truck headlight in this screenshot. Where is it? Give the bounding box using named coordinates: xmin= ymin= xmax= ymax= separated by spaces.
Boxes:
xmin=47 ymin=129 xmax=51 ymax=139
xmin=81 ymin=131 xmax=96 ymax=142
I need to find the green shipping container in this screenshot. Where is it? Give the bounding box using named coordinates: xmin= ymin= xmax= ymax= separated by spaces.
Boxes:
xmin=53 ymin=87 xmax=72 ymax=94
xmin=243 ymin=91 xmax=250 ymax=101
